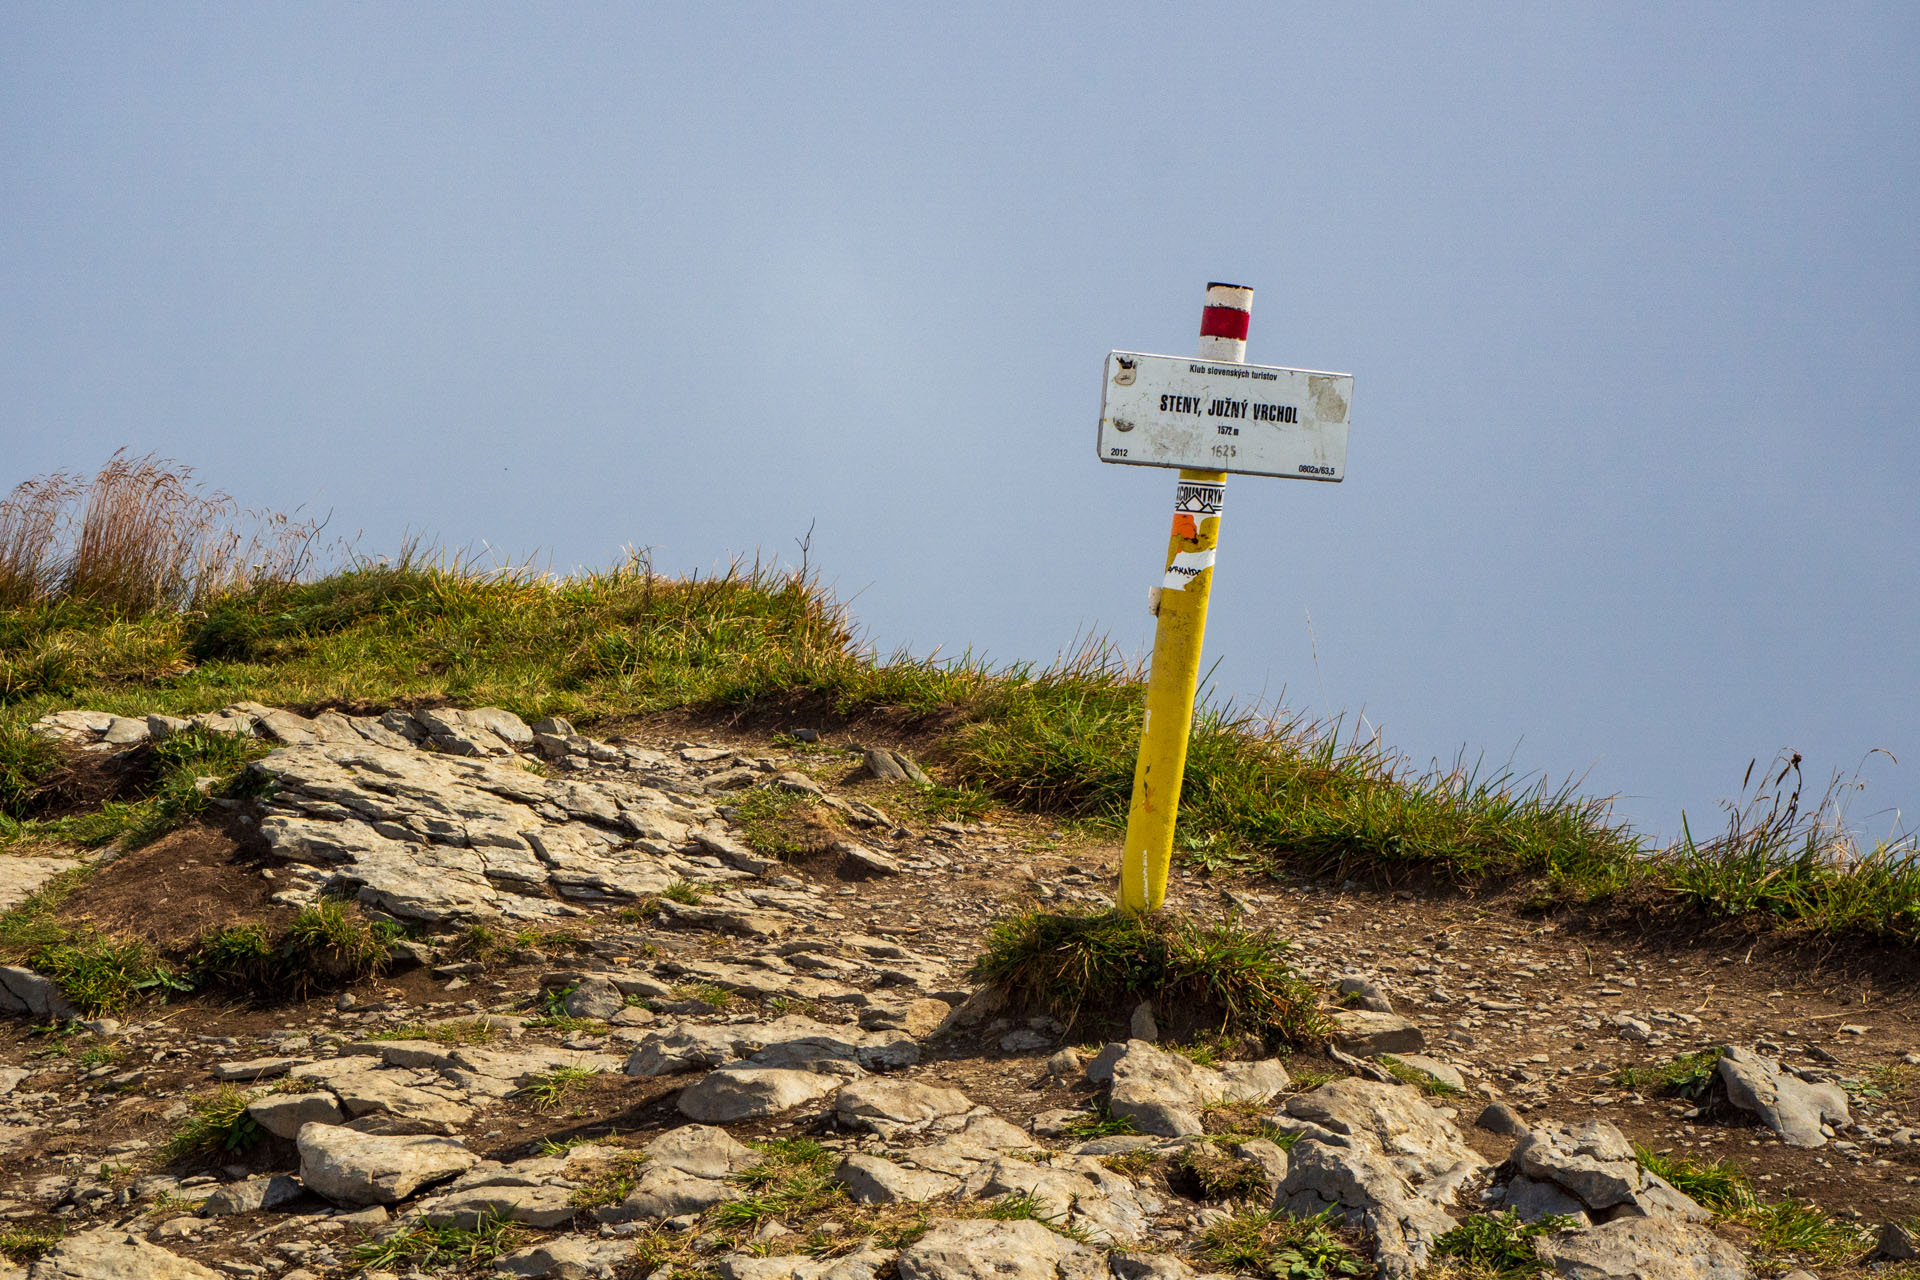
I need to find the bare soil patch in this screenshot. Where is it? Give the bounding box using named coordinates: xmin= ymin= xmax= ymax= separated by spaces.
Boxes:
xmin=58 ymin=819 xmax=286 ymax=949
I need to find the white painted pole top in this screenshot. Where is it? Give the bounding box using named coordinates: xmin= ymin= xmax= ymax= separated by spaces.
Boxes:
xmin=1196 ymin=282 xmax=1252 ymax=364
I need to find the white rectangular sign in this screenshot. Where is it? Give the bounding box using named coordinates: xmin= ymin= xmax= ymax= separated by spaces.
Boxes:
xmin=1097 ymin=351 xmax=1352 ymax=481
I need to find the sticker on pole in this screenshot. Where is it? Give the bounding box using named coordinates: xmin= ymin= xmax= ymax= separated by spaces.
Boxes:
xmin=1098 ymin=351 xmax=1352 ymax=481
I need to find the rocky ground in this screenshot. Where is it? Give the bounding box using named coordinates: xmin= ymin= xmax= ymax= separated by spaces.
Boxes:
xmin=0 ymin=704 xmax=1917 ymax=1279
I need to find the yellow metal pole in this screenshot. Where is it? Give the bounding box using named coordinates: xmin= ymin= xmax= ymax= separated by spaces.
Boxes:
xmin=1118 ymin=282 xmax=1252 ymax=914
xmin=1118 ymin=467 xmax=1226 ymax=913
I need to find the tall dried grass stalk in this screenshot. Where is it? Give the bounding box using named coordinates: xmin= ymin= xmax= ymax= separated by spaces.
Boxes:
xmin=0 ymin=451 xmax=327 ymax=615
xmin=0 ymin=472 xmax=81 ymax=608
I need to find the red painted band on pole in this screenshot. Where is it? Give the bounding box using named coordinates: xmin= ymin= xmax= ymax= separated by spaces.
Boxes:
xmin=1199 ymin=306 xmax=1250 ymax=341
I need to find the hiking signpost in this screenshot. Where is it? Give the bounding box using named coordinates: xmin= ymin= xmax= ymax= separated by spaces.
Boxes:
xmin=1099 ymin=283 xmax=1354 ymax=914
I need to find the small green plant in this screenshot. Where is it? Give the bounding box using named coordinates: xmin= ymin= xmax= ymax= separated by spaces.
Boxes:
xmin=1379 ymin=1055 xmax=1459 ymax=1097
xmin=162 ymin=1086 xmax=265 ymax=1162
xmin=1612 ymin=1047 xmax=1726 ymax=1101
xmin=907 ymin=783 xmax=993 ymax=823
xmin=972 ymin=907 xmax=1327 ymax=1046
xmin=1631 ymin=1146 xmax=1755 ymax=1214
xmin=516 ymin=1066 xmax=602 ymax=1111
xmin=1058 ymin=1105 xmax=1140 ymax=1141
xmin=669 ymin=982 xmax=735 ymax=1009
xmin=0 ymin=1223 xmax=62 ymax=1263
xmin=349 ymin=1209 xmax=525 ymax=1270
xmin=1100 ymin=1150 xmax=1158 ymax=1177
xmin=75 ymin=1041 xmax=120 ymax=1069
xmin=1172 ymin=1144 xmax=1270 ymax=1202
xmin=28 ymin=930 xmax=188 ymax=1014
xmin=525 ymin=1013 xmax=602 ymax=1033
xmin=730 ymin=787 xmax=838 ymax=860
xmin=715 ymin=1139 xmax=846 ymax=1230
xmin=189 ymin=899 xmax=392 ymax=998
xmin=1431 ymin=1212 xmax=1574 ymax=1278
xmin=283 ymin=899 xmax=397 ymax=980
xmin=0 ymin=723 xmax=64 ymax=819
xmin=1744 ymin=1197 xmax=1874 ymax=1265
xmin=568 ymin=1151 xmax=649 ymax=1208
xmin=969 ymin=1190 xmax=1089 ymax=1241
xmin=1195 ymin=1208 xmax=1366 ymax=1278
xmin=143 ymin=1190 xmax=200 ymax=1219
xmin=661 ymin=879 xmax=708 ymax=906
xmin=369 ymin=1018 xmax=501 ymax=1046
xmin=1287 ymin=1067 xmax=1338 ymax=1092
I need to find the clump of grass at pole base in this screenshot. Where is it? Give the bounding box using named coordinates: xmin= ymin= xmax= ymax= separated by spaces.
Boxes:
xmin=3 ymin=452 xmax=1917 ymax=946
xmin=970 ymin=906 xmax=1328 ymax=1047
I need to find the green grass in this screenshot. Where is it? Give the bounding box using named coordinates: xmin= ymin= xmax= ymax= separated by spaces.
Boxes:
xmin=972 ymin=1190 xmax=1088 ymax=1241
xmin=568 ymin=1150 xmax=649 ymax=1209
xmin=714 ymin=1138 xmax=846 ymax=1231
xmin=972 ymin=907 xmax=1328 ymax=1046
xmin=730 ymin=786 xmax=835 ymax=860
xmin=1626 ymin=1147 xmax=1870 ymax=1266
xmin=1100 ymin=1150 xmax=1158 ymax=1177
xmin=660 ymin=879 xmax=709 ymax=906
xmin=1171 ymin=1143 xmax=1271 ymax=1201
xmin=0 ymin=723 xmax=271 ymax=853
xmin=190 ymin=900 xmax=394 ymax=999
xmin=1379 ymin=1054 xmax=1460 ymax=1097
xmin=515 ymin=1066 xmax=603 ymax=1110
xmin=898 ymin=782 xmax=994 ymax=823
xmin=1057 ymin=1105 xmax=1140 ymax=1141
xmin=1612 ymin=1048 xmax=1727 ymax=1101
xmin=4 ymin=526 xmax=1917 ymax=942
xmin=1430 ymin=1212 xmax=1574 ymax=1278
xmin=1631 ymin=1145 xmax=1755 ymax=1214
xmin=162 ymin=1086 xmax=265 ymax=1162
xmin=0 ymin=722 xmax=64 ymax=818
xmin=0 ymin=870 xmax=188 ymax=1015
xmin=369 ymin=1017 xmax=503 ymax=1046
xmin=1194 ymin=1208 xmax=1367 ymax=1279
xmin=0 ymin=1224 xmax=62 ymax=1264
xmin=1745 ymin=1197 xmax=1874 ymax=1265
xmin=349 ymin=1210 xmax=526 ymax=1271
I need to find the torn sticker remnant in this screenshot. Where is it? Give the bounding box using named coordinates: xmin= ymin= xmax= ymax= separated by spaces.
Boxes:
xmin=1162 ymin=548 xmax=1216 ymax=591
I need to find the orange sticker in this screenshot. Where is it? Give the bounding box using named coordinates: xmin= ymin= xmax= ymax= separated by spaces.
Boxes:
xmin=1171 ymin=514 xmax=1198 ymax=540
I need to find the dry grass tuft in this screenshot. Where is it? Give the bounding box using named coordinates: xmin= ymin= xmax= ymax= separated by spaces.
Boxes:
xmin=0 ymin=451 xmax=327 ymax=615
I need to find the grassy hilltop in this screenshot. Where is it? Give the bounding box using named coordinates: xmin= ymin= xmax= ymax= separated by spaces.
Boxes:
xmin=3 ymin=455 xmax=1917 ymax=944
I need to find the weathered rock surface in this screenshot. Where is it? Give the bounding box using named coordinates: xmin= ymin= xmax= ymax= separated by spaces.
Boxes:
xmin=718 ymin=1246 xmax=895 ymax=1280
xmin=26 ymin=1228 xmax=223 ymax=1279
xmin=834 ymin=1078 xmax=974 ymax=1135
xmin=1330 ymin=1009 xmax=1426 ymax=1055
xmin=246 ymin=722 xmax=733 ymax=924
xmin=1103 ymin=1039 xmax=1290 ymax=1137
xmin=1511 ymin=1120 xmax=1709 ymax=1222
xmin=834 ymin=1153 xmax=962 ymax=1203
xmin=0 ymin=967 xmax=79 ymax=1022
xmin=296 ymin=1124 xmax=477 ymax=1205
xmin=198 ymin=1173 xmax=303 ymax=1216
xmin=895 ymin=1218 xmax=1106 ymax=1280
xmin=1715 ymin=1045 xmax=1851 ymax=1148
xmin=1277 ymin=1080 xmax=1488 ymax=1280
xmin=494 ymin=1235 xmax=634 ymax=1278
xmin=678 ymin=1066 xmax=845 ymax=1122
xmin=1536 ymin=1217 xmax=1751 ymax=1279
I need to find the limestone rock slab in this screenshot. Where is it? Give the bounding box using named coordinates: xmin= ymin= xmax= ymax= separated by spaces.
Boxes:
xmin=1715 ymin=1046 xmax=1850 ymax=1149
xmin=1536 ymin=1217 xmax=1750 ymax=1279
xmin=296 ymin=1124 xmax=476 ymax=1206
xmin=895 ymin=1219 xmax=1105 ymax=1280
xmin=27 ymin=1228 xmax=224 ymax=1279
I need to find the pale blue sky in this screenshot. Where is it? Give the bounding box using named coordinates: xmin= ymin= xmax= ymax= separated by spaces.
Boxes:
xmin=4 ymin=4 xmax=1916 ymax=843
